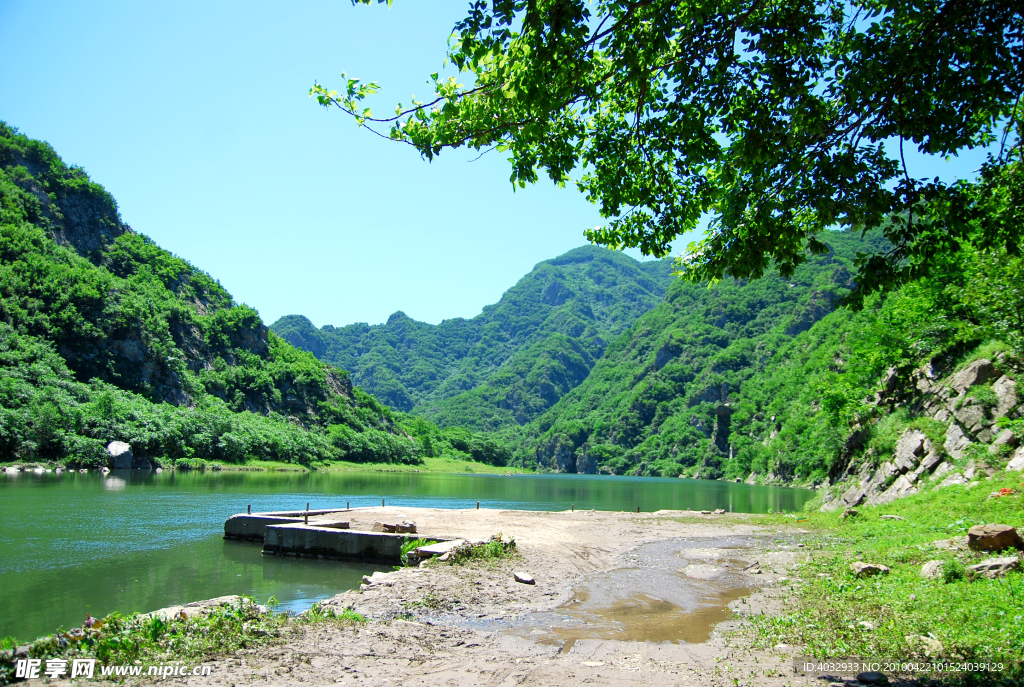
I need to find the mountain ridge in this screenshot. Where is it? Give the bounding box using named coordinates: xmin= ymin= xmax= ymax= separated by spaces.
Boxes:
xmin=272 ymin=245 xmax=676 ymax=429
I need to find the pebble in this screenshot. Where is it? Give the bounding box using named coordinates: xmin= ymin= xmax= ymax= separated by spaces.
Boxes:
xmin=513 ymin=572 xmax=535 ymax=585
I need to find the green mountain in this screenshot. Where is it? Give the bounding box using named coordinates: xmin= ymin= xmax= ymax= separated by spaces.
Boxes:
xmin=513 ymin=223 xmax=1024 ymax=496
xmin=0 ymin=122 xmax=500 ymax=469
xmin=510 ymin=231 xmax=886 ymax=475
xmin=272 ymin=247 xmax=674 ymax=430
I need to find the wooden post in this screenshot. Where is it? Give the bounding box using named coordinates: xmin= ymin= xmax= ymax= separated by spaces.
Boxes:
xmin=247 ymin=504 xmax=251 ymax=514
xmin=382 ymin=497 xmax=385 ymax=507
xmin=304 ymin=512 xmax=308 ymax=525
xmin=637 ymin=506 xmax=640 ymax=513
xmin=571 ymin=504 xmax=574 ymax=512
xmin=347 ymin=501 xmax=350 ymax=510
xmin=306 ymin=502 xmax=309 ymax=511
xmin=477 ymin=500 xmax=480 ymax=509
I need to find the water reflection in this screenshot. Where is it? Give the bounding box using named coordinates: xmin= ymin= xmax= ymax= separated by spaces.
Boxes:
xmin=0 ymin=470 xmax=811 ymax=641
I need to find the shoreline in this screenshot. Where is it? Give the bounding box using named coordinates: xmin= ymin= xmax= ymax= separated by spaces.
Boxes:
xmin=157 ymin=507 xmax=812 ymax=686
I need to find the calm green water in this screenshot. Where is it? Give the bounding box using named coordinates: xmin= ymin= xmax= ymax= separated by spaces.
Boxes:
xmin=0 ymin=469 xmax=812 ymax=641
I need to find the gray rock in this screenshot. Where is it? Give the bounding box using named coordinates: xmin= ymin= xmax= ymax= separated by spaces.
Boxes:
xmin=879 ymin=514 xmax=906 ymax=521
xmin=933 ymin=536 xmax=968 ymax=550
xmin=968 ymin=524 xmax=1023 ymax=552
xmin=850 ymin=561 xmax=890 ymax=577
xmin=514 ymin=571 xmax=536 ymax=585
xmin=107 ymin=441 xmax=133 ymax=469
xmin=952 ymin=400 xmax=986 ymax=433
xmin=920 ymin=560 xmax=945 ymax=579
xmin=1007 ymin=446 xmax=1024 ymax=472
xmin=932 ymin=461 xmax=955 ymax=480
xmin=840 ymin=484 xmax=866 ymax=508
xmin=872 ymin=474 xmax=918 ymax=505
xmin=967 ymin=556 xmax=1020 ymax=580
xmin=911 ymin=451 xmax=942 ymax=481
xmin=993 ymin=375 xmax=1018 ymax=418
xmin=938 ymin=473 xmax=969 ymax=488
xmin=944 ymin=423 xmax=974 ymax=461
xmin=949 ymin=359 xmax=998 ymax=394
xmin=990 ymin=429 xmax=1018 ymax=455
xmin=894 ymin=429 xmax=928 ymax=473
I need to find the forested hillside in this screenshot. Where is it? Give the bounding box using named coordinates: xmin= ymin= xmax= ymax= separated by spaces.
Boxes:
xmin=272 ymin=247 xmax=673 ymax=430
xmin=514 ymin=226 xmax=1024 ymax=494
xmin=0 ymin=123 xmax=502 ymax=469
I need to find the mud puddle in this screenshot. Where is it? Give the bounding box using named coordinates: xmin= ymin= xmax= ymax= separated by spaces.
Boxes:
xmin=508 ymin=537 xmax=760 ymax=649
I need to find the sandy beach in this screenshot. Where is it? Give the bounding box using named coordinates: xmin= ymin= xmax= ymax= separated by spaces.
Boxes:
xmin=174 ymin=507 xmax=818 ymax=687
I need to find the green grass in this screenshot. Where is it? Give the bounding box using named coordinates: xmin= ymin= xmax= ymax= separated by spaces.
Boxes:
xmin=751 ymin=472 xmax=1024 ymax=676
xmin=298 ymin=602 xmax=366 ymax=625
xmin=0 ymin=598 xmax=285 ymax=685
xmin=446 ymin=533 xmax=517 ymax=565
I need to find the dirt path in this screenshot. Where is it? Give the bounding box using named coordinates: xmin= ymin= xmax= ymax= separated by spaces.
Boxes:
xmin=163 ymin=508 xmax=818 ymax=686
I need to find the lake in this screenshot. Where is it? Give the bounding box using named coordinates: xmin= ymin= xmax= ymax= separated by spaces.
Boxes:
xmin=0 ymin=469 xmax=813 ymax=641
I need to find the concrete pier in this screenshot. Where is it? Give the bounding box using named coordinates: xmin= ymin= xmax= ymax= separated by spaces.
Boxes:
xmin=262 ymin=524 xmax=423 ymax=563
xmin=225 ymin=508 xmax=450 ymax=563
xmin=224 ymin=509 xmax=352 ymax=541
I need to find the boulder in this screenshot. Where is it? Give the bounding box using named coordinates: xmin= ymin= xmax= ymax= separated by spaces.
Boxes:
xmin=920 ymin=560 xmax=945 ymax=579
xmin=967 ymin=524 xmax=1023 ymax=552
xmin=513 ymin=572 xmax=536 ymax=585
xmin=989 ymin=429 xmax=1018 ymax=455
xmin=894 ymin=429 xmax=928 ymax=473
xmin=944 ymin=424 xmax=974 ymax=461
xmin=963 ymin=459 xmax=976 ymax=480
xmin=1007 ymin=446 xmax=1024 ymax=472
xmin=132 ymin=456 xmax=152 ymax=470
xmin=850 ymin=562 xmax=890 ymax=577
xmin=967 ymin=556 xmax=1020 ymax=580
xmin=993 ymin=375 xmax=1018 ymax=418
xmin=106 ymin=441 xmax=133 ymax=469
xmin=949 ymin=359 xmax=998 ymax=395
xmin=855 ymin=671 xmax=887 ymax=684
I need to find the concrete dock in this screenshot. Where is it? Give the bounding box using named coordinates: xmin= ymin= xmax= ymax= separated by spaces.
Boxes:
xmin=224 ymin=508 xmax=451 ymax=563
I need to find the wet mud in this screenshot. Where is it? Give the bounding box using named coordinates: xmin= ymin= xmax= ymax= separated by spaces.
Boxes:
xmin=505 ymin=536 xmax=759 ymax=650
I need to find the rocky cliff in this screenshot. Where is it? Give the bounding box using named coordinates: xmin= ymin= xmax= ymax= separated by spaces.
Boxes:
xmin=822 ymin=355 xmax=1024 ymax=511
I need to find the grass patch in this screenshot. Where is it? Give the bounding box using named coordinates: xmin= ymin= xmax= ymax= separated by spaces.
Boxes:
xmin=298 ymin=602 xmax=366 ymax=625
xmin=446 ymin=533 xmax=517 ymax=565
xmin=0 ymin=598 xmax=284 ymax=684
xmin=750 ymin=473 xmax=1024 ymax=674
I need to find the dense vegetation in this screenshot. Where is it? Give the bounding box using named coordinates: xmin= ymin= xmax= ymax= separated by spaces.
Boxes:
xmin=272 ymin=246 xmax=673 ymax=430
xmin=0 ymin=123 xmax=503 ymax=469
xmin=510 ymin=224 xmax=1024 ymax=480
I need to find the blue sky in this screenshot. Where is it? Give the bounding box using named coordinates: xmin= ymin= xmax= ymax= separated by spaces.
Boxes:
xmin=0 ymin=1 xmax=994 ymax=327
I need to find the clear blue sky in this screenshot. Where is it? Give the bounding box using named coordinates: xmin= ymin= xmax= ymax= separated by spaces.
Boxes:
xmin=0 ymin=1 xmax=992 ymax=327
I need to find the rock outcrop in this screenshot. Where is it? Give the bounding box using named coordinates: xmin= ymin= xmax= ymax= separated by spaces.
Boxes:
xmin=822 ymin=357 xmax=1024 ymax=511
xmin=107 ymin=441 xmax=133 ymax=469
